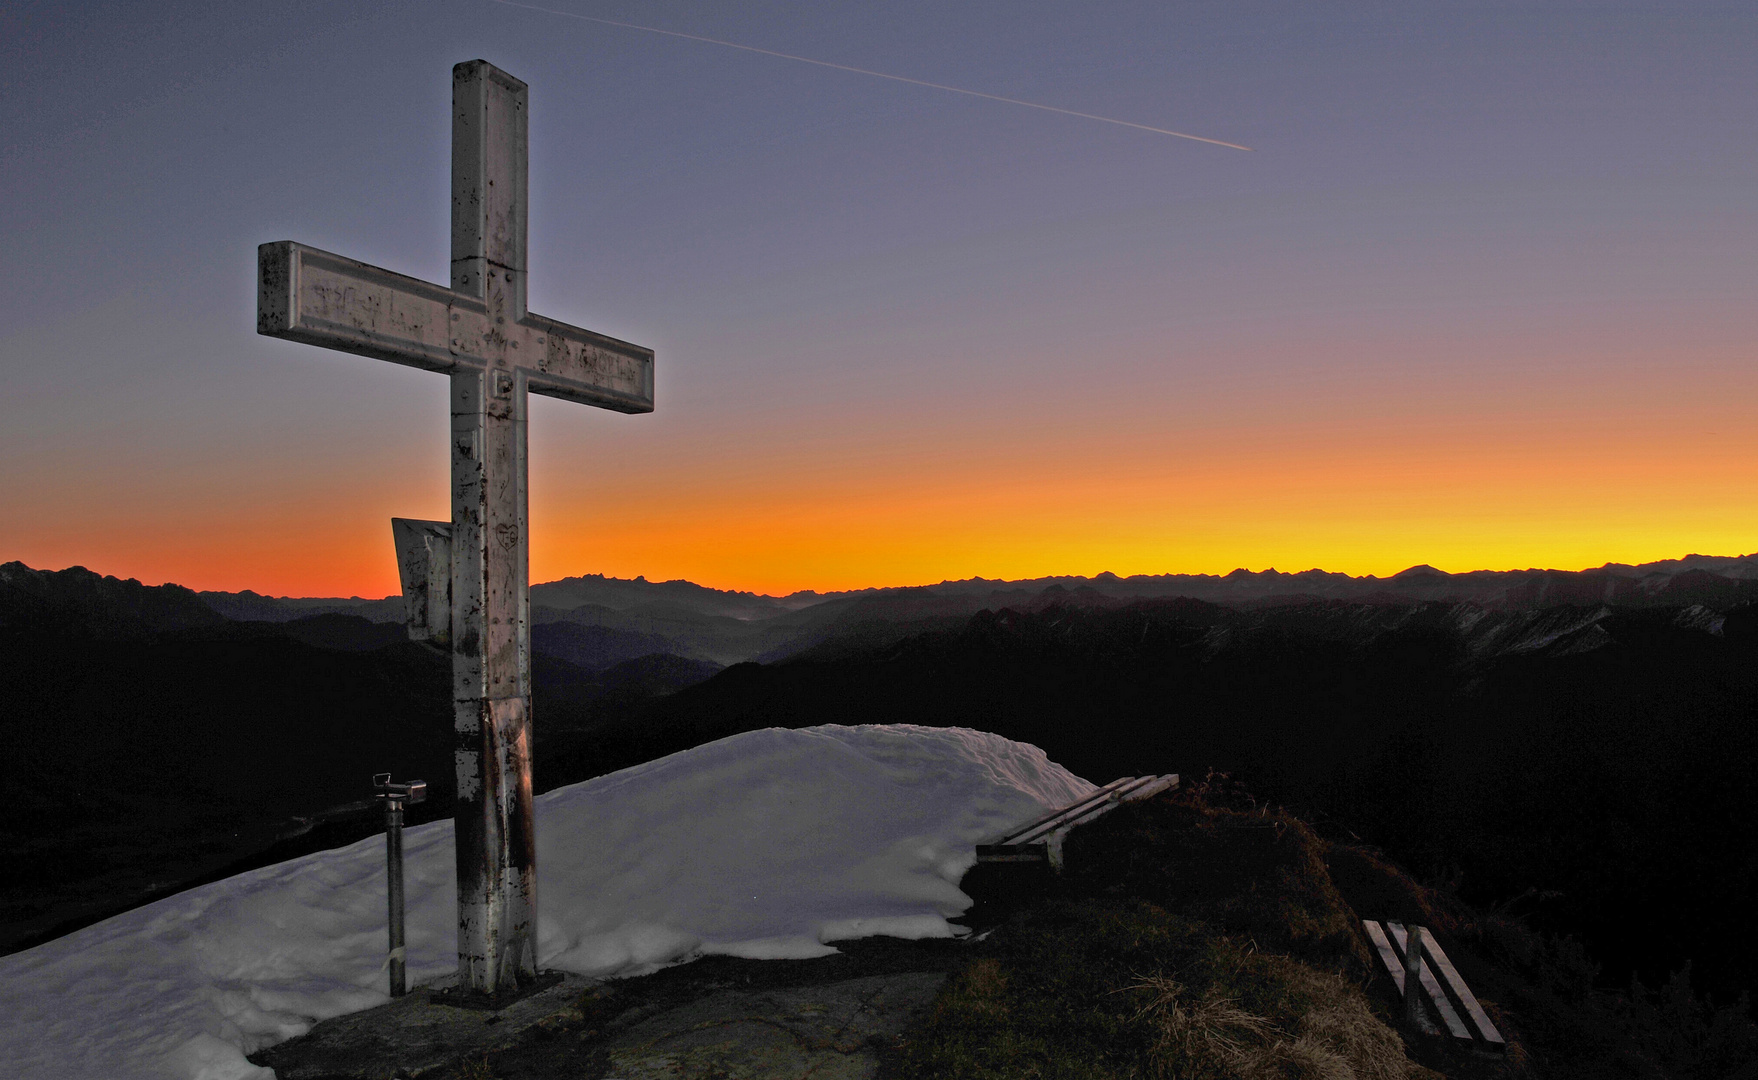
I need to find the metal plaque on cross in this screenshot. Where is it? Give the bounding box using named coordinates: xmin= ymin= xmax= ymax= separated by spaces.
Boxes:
xmin=257 ymin=60 xmax=653 ymax=997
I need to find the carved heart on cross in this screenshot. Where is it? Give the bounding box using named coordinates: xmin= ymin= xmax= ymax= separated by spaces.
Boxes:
xmin=494 ymin=523 xmax=519 ymax=551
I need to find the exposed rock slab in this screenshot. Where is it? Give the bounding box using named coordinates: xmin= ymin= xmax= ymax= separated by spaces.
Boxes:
xmin=599 ymin=971 xmax=945 ymax=1080
xmin=249 ymin=973 xmax=594 ymax=1079
xmin=250 ymin=969 xmax=946 ymax=1080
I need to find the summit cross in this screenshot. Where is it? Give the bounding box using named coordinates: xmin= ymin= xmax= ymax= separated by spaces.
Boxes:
xmin=257 ymin=60 xmax=654 ymax=997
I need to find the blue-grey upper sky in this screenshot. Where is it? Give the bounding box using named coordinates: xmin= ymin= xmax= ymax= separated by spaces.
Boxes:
xmin=3 ymin=1 xmax=1754 ymax=594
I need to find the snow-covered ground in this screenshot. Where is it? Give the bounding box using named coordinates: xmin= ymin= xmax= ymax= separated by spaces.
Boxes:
xmin=0 ymin=725 xmax=1093 ymax=1080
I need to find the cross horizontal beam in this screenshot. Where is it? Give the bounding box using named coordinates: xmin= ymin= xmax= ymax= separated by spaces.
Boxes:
xmin=258 ymin=241 xmax=653 ymax=413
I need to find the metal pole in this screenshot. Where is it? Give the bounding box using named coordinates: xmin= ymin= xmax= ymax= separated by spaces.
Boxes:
xmin=376 ymin=772 xmax=424 ymax=996
xmin=1404 ymin=926 xmax=1425 ymax=1027
xmin=386 ymin=794 xmax=407 ymax=997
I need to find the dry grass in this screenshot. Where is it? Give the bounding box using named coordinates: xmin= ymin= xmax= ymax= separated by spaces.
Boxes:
xmin=888 ymin=788 xmax=1447 ymax=1080
xmin=941 ymin=957 xmax=1011 ymax=1024
xmin=1061 ymin=791 xmax=1373 ymax=979
xmin=889 ymin=896 xmax=1438 ymax=1080
xmin=1123 ymin=963 xmax=1439 ymax=1080
xmin=450 ymin=1056 xmax=497 ymax=1080
xmin=1123 ymin=974 xmax=1278 ymax=1068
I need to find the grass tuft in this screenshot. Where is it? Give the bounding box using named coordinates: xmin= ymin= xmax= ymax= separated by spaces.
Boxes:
xmin=450 ymin=1055 xmax=497 ymax=1080
xmin=1123 ymin=973 xmax=1278 ymax=1071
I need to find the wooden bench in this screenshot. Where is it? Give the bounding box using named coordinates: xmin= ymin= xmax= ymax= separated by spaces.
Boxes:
xmin=976 ymin=774 xmax=1179 ymax=869
xmin=1362 ymin=918 xmax=1505 ymax=1055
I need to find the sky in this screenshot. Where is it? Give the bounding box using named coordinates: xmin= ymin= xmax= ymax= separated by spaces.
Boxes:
xmin=2 ymin=1 xmax=1754 ymax=597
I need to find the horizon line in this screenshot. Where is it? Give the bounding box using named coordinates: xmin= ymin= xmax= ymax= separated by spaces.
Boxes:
xmin=10 ymin=551 xmax=1754 ymax=601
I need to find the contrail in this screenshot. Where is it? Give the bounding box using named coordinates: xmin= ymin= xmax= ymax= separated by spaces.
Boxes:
xmin=489 ymin=0 xmax=1252 ymax=151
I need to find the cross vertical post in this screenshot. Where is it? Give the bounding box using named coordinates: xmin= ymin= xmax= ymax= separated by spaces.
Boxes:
xmin=449 ymin=60 xmax=537 ymax=997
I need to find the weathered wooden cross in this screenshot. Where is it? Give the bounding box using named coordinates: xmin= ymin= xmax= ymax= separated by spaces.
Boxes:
xmin=256 ymin=60 xmax=654 ymax=997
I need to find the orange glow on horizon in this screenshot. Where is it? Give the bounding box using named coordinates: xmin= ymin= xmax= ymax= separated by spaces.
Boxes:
xmin=13 ymin=403 xmax=1755 ymax=598
xmin=9 ymin=324 xmax=1755 ymax=599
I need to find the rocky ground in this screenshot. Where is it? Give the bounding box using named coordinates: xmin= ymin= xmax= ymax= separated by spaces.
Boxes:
xmin=254 ymin=938 xmax=969 ymax=1080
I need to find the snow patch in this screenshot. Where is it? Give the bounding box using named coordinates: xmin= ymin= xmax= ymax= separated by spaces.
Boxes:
xmin=0 ymin=724 xmax=1091 ymax=1080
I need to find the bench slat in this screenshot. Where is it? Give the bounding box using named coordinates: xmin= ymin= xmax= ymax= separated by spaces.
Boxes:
xmin=975 ymin=775 xmax=1179 ymax=865
xmin=1046 ymin=773 xmax=1178 ymax=836
xmin=972 ymin=847 xmax=1048 ymax=863
xmin=1018 ymin=775 xmax=1160 ymax=842
xmin=1419 ymin=932 xmax=1505 ymax=1046
xmin=1124 ymin=774 xmax=1180 ymax=802
xmin=1387 ymin=922 xmax=1472 ymax=1040
xmin=996 ymin=778 xmax=1137 ymax=846
xmin=1362 ymin=919 xmax=1407 ymax=994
